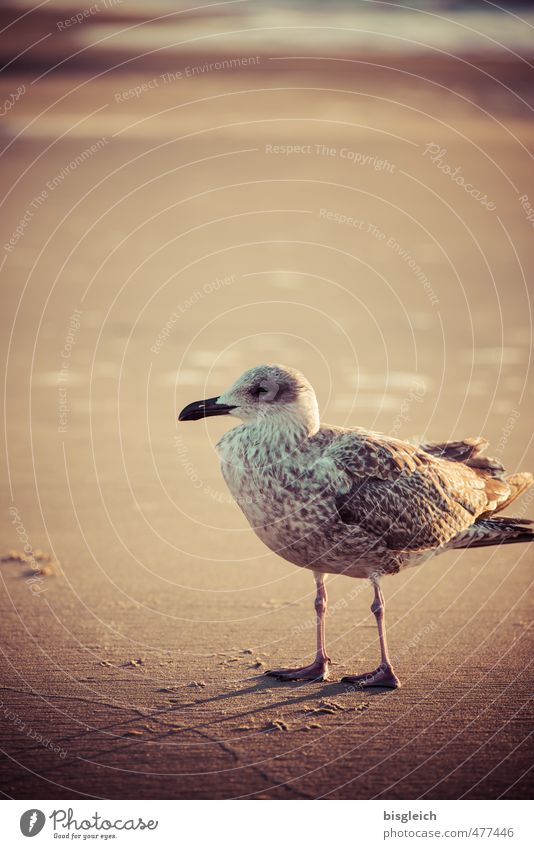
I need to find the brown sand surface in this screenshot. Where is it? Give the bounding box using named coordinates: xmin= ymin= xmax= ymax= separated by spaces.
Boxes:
xmin=1 ymin=54 xmax=533 ymax=799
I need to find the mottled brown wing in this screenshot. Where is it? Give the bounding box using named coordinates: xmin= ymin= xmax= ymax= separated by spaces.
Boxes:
xmin=327 ymin=429 xmax=499 ymax=552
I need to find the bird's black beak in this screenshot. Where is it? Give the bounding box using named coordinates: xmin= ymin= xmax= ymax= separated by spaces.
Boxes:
xmin=178 ymin=396 xmax=236 ymax=422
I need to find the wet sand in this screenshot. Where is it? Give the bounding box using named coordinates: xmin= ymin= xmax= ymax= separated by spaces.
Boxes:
xmin=1 ymin=50 xmax=533 ymax=799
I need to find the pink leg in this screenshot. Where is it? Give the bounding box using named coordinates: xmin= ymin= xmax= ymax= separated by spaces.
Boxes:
xmin=265 ymin=572 xmax=330 ymax=681
xmin=342 ymin=580 xmax=400 ymax=689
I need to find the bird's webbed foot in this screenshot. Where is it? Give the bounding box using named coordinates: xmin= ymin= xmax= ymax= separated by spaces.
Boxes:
xmin=265 ymin=657 xmax=330 ymax=682
xmin=342 ymin=663 xmax=400 ymax=689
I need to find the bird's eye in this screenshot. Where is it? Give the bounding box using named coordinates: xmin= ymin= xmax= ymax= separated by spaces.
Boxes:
xmin=253 ymin=385 xmax=269 ymax=397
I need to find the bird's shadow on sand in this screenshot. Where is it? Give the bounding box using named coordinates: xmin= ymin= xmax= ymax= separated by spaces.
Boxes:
xmin=167 ymin=673 xmax=395 ymax=732
xmin=0 ymin=673 xmax=398 ymax=791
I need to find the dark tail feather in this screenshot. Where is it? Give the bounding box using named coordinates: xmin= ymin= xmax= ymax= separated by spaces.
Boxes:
xmin=451 ymin=516 xmax=534 ymax=550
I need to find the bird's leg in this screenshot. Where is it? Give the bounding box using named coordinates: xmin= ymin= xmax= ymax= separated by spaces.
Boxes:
xmin=342 ymin=580 xmax=400 ymax=689
xmin=265 ymin=572 xmax=330 ymax=681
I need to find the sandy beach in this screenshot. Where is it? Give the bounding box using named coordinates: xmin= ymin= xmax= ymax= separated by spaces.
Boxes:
xmin=1 ymin=2 xmax=533 ymax=799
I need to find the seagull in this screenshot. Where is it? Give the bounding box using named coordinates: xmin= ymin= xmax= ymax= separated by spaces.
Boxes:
xmin=179 ymin=364 xmax=533 ymax=688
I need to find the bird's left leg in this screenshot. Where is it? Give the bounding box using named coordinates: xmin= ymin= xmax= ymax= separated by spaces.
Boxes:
xmin=265 ymin=571 xmax=330 ymax=681
xmin=342 ymin=578 xmax=400 ymax=689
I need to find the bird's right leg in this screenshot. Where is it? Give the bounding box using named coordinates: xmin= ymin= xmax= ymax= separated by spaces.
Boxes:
xmin=265 ymin=572 xmax=330 ymax=681
xmin=342 ymin=579 xmax=400 ymax=689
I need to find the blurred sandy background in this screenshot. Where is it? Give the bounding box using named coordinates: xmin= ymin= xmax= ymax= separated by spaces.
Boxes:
xmin=0 ymin=0 xmax=533 ymax=799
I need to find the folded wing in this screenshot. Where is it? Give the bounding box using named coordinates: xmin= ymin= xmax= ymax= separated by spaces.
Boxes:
xmin=325 ymin=428 xmax=510 ymax=552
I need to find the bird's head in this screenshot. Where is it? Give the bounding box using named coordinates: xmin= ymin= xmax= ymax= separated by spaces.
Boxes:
xmin=178 ymin=364 xmax=319 ymax=433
